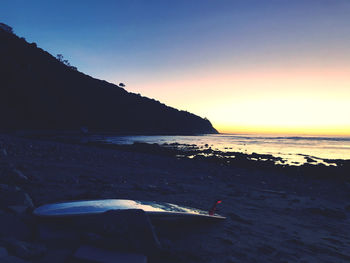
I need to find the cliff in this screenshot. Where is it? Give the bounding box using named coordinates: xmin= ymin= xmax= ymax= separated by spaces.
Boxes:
xmin=0 ymin=26 xmax=218 ymax=134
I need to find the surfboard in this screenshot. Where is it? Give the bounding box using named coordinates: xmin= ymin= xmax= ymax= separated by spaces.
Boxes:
xmin=33 ymin=199 xmax=225 ymax=220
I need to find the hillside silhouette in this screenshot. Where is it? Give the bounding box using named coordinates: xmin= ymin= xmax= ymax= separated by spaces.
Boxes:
xmin=0 ymin=25 xmax=218 ymax=134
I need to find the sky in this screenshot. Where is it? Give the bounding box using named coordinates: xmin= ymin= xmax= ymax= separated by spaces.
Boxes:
xmin=2 ymin=0 xmax=350 ymax=135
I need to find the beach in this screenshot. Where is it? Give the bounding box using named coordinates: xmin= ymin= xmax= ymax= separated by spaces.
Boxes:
xmin=0 ymin=133 xmax=349 ymax=262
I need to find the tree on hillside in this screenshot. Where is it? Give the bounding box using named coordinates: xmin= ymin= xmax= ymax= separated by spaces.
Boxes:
xmin=56 ymin=54 xmax=64 ymax=62
xmin=119 ymin=83 xmax=126 ymax=88
xmin=56 ymin=54 xmax=77 ymax=71
xmin=0 ymin=23 xmax=13 ymax=34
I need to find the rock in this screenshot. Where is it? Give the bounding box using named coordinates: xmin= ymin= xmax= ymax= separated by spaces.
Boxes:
xmin=75 ymin=209 xmax=160 ymax=254
xmin=0 ymin=238 xmax=46 ymax=260
xmin=0 ymin=184 xmax=34 ymax=210
xmin=305 ymin=157 xmax=316 ymax=163
xmin=0 ymin=246 xmax=8 ymax=258
xmin=74 ymin=245 xmax=147 ymax=263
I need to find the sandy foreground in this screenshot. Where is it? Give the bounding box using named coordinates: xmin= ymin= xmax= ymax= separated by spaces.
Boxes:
xmin=0 ymin=134 xmax=349 ymax=263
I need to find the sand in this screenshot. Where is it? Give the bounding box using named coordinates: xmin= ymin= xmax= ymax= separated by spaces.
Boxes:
xmin=0 ymin=134 xmax=349 ymax=262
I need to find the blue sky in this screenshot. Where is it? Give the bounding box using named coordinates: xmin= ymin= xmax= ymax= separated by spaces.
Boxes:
xmin=2 ymin=0 xmax=350 ymax=134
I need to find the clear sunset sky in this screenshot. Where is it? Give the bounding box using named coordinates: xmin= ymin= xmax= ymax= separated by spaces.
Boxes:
xmin=2 ymin=0 xmax=350 ymax=135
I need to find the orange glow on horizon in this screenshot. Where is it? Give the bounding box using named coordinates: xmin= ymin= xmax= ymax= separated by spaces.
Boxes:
xmin=216 ymin=125 xmax=350 ymax=137
xmin=118 ymin=65 xmax=350 ymax=136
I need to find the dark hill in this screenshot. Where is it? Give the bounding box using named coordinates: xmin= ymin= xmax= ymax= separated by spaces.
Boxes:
xmin=0 ymin=26 xmax=218 ymax=134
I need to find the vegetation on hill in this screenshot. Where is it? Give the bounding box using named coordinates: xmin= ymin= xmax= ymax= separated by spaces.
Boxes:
xmin=0 ymin=25 xmax=218 ymax=134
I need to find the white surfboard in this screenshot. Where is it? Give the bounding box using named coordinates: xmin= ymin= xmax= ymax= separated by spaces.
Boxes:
xmin=33 ymin=199 xmax=225 ymax=220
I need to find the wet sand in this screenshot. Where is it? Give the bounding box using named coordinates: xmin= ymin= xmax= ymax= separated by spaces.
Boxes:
xmin=0 ymin=134 xmax=349 ymax=262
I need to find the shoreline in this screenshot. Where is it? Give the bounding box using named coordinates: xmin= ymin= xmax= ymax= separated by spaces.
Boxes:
xmin=0 ymin=133 xmax=349 ymax=262
xmin=24 ymin=132 xmax=350 ymax=164
xmin=24 ymin=133 xmax=350 ymax=181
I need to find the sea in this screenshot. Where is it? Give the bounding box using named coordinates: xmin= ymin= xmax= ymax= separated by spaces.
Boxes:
xmin=93 ymin=134 xmax=350 ymax=166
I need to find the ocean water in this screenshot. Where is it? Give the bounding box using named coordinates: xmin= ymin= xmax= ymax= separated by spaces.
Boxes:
xmin=96 ymin=134 xmax=350 ymax=166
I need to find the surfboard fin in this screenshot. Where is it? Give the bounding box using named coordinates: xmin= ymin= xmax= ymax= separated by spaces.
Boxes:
xmin=209 ymin=200 xmax=222 ymax=215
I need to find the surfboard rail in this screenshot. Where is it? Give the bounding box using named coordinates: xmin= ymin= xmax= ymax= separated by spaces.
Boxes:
xmin=33 ymin=199 xmax=226 ymax=220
